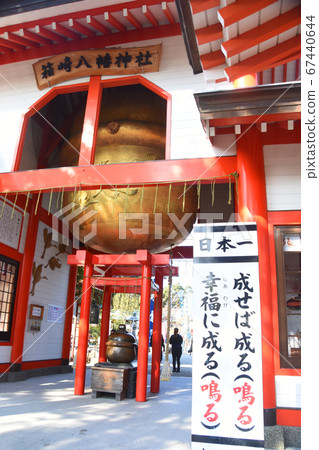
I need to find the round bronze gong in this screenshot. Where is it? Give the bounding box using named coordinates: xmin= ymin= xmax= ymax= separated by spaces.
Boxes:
xmin=59 ymin=85 xmax=198 ymax=253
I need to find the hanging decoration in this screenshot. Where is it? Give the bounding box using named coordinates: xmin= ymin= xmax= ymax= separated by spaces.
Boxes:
xmin=0 ymin=172 xmax=238 ymax=210
xmin=30 ymin=262 xmax=48 ymax=296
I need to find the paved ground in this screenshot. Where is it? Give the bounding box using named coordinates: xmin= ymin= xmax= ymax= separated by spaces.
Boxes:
xmin=0 ymin=353 xmax=301 ymax=449
xmin=0 ymin=354 xmax=193 ymax=450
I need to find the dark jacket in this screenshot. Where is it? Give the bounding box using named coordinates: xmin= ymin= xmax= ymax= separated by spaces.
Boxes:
xmin=169 ymin=333 xmax=183 ymax=350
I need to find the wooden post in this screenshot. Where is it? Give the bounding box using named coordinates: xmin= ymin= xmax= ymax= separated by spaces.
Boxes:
xmin=99 ymin=287 xmax=112 ymax=362
xmin=136 ymin=250 xmax=151 ymax=402
xmin=10 ymin=194 xmax=41 ymax=371
xmin=151 ymin=271 xmax=163 ymax=393
xmin=74 ymin=252 xmax=93 ymax=395
xmin=61 ymin=265 xmax=77 ymax=364
xmin=237 ymin=125 xmax=276 ymax=425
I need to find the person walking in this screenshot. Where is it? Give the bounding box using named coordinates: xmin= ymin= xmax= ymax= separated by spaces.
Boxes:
xmin=169 ymin=328 xmax=183 ymax=372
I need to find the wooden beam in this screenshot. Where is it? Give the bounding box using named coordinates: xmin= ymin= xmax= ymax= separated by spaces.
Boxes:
xmin=209 ymin=112 xmax=301 ymax=128
xmin=196 ymin=22 xmax=223 ymax=46
xmin=218 ymin=0 xmax=277 ymax=28
xmin=221 ymin=6 xmax=301 ymax=58
xmin=0 ymin=36 xmax=25 ymax=50
xmin=142 ymin=5 xmax=158 ymax=27
xmin=69 ymin=18 xmax=96 ymax=37
xmin=200 ymin=49 xmax=225 ymax=70
xmin=0 ymin=45 xmax=11 ymax=53
xmin=86 ymin=15 xmax=110 ymax=34
xmin=123 ymin=8 xmax=143 ymax=30
xmin=104 ymin=11 xmax=127 ymax=32
xmin=224 ymin=35 xmax=301 ymax=82
xmin=22 ymin=28 xmax=53 ymax=45
xmin=0 ymin=23 xmax=181 ymax=66
xmin=36 ymin=26 xmax=66 ymax=44
xmin=52 ymin=22 xmax=80 ymax=40
xmin=190 ymin=0 xmax=219 ymax=14
xmin=162 ymin=2 xmax=175 ymax=24
xmin=4 ymin=31 xmax=39 ymax=48
xmin=0 ymin=156 xmax=237 ymax=194
xmin=78 ymin=76 xmax=102 ymax=166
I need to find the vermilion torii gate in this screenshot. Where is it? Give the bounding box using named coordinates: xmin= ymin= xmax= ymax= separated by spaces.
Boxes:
xmin=68 ymin=249 xmax=176 ymax=402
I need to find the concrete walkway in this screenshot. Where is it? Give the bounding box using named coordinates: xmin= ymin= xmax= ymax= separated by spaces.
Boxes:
xmin=0 ymin=353 xmax=301 ymax=449
xmin=0 ymin=354 xmax=193 ymax=450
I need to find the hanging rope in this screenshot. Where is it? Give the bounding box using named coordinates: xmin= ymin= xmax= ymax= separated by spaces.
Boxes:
xmin=211 ymin=178 xmax=216 ymax=207
xmin=197 ymin=180 xmax=201 ymax=209
xmin=24 ymin=191 xmax=30 ymax=217
xmin=161 ymin=248 xmax=173 ymax=381
xmin=182 ymin=181 xmax=186 ymax=212
xmin=11 ymin=192 xmax=18 ymax=219
xmin=153 ymin=184 xmax=158 ymax=214
xmin=0 ymin=193 xmax=7 ymax=218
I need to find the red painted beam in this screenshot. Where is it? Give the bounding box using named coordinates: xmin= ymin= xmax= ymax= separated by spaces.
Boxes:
xmin=162 ymin=2 xmax=175 ymax=24
xmin=0 ymin=45 xmax=12 ymax=54
xmin=36 ymin=26 xmax=66 ymax=44
xmin=52 ymin=22 xmax=80 ymax=40
xmin=78 ymin=76 xmax=102 ymax=166
xmin=0 ymin=23 xmax=181 ymax=66
xmin=209 ymin=112 xmax=301 ymax=128
xmin=92 ymin=277 xmax=142 ymax=287
xmin=4 ymin=31 xmax=39 ymax=49
xmin=221 ymin=6 xmax=301 ymax=58
xmin=200 ymin=49 xmax=225 ymax=70
xmin=0 ymin=36 xmax=25 ymax=50
xmin=69 ymin=18 xmax=96 ymax=37
xmin=0 ymin=156 xmax=236 ymax=194
xmin=224 ymin=35 xmax=301 ymax=82
xmin=190 ymin=0 xmax=219 ymax=15
xmin=0 ymin=1 xmax=173 ymax=36
xmin=86 ymin=15 xmax=110 ymax=35
xmin=142 ymin=5 xmax=158 ymax=27
xmin=218 ymin=0 xmax=277 ymax=28
xmin=123 ymin=9 xmax=143 ymax=30
xmin=196 ymin=23 xmax=223 ymax=46
xmin=23 ymin=28 xmax=53 ymax=45
xmin=104 ymin=11 xmax=127 ymax=32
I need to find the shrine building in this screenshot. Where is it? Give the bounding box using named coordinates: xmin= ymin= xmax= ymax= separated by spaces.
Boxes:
xmin=0 ymin=0 xmax=301 ymax=439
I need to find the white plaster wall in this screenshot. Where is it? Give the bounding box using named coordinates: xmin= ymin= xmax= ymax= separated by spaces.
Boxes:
xmin=263 ymin=143 xmax=301 ymax=211
xmin=0 ymin=35 xmax=234 ymax=174
xmin=0 ymin=346 xmax=12 ymax=363
xmin=19 ymin=210 xmax=29 ymax=254
xmin=275 ymin=375 xmax=301 ymax=408
xmin=22 ymin=221 xmax=71 ymax=361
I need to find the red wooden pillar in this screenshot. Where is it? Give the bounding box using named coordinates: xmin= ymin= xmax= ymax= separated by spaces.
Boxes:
xmin=61 ymin=265 xmax=77 ymax=364
xmin=136 ymin=250 xmax=152 ymax=402
xmin=74 ymin=252 xmax=93 ymax=395
xmin=78 ymin=76 xmax=102 ymax=166
xmin=151 ymin=272 xmax=163 ymax=393
xmin=237 ymin=125 xmax=276 ymax=425
xmin=99 ymin=287 xmax=112 ymax=363
xmin=10 ymin=194 xmax=41 ymax=371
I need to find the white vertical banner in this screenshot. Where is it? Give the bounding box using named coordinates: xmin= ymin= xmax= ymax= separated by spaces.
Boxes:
xmin=192 ymin=223 xmax=264 ymax=449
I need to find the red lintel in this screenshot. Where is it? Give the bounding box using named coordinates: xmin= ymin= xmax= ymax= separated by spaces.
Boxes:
xmin=0 ymin=156 xmax=237 ymax=194
xmin=92 ymin=277 xmax=143 ymax=287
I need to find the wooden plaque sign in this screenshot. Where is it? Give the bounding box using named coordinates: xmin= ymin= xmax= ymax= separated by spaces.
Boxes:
xmin=33 ymin=44 xmax=162 ymax=90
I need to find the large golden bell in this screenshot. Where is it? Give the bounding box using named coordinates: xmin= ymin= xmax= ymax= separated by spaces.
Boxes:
xmin=59 ymin=85 xmax=198 ymax=253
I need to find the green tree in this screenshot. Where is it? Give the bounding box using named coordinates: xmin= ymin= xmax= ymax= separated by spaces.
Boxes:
xmin=162 ymin=283 xmax=192 ymax=309
xmin=111 ymin=293 xmax=140 ymax=329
